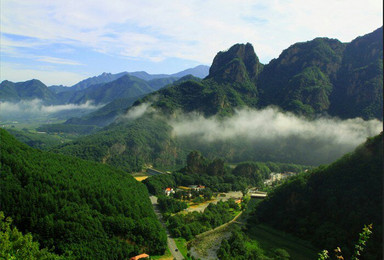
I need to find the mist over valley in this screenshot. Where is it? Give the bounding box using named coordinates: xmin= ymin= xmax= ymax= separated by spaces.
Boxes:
xmin=0 ymin=4 xmax=382 ymax=259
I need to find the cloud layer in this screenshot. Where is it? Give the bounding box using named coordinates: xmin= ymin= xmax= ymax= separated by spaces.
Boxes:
xmin=169 ymin=107 xmax=382 ymax=164
xmin=0 ymin=99 xmax=102 ymax=119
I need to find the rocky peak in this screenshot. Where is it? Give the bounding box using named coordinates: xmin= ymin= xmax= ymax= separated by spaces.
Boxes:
xmin=207 ymin=43 xmax=262 ymax=84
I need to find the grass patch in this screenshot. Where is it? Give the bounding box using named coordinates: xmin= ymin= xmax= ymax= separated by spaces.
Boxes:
xmin=150 ymin=247 xmax=173 ymax=260
xmin=246 ymin=224 xmax=318 ymax=260
xmin=174 ymin=237 xmax=188 ymax=258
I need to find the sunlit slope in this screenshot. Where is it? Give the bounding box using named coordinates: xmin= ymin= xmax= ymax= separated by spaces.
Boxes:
xmin=0 ymin=129 xmax=167 ymax=259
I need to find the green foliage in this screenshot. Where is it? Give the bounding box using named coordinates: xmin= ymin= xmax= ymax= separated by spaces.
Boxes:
xmin=0 ymin=211 xmax=63 ymax=260
xmin=254 ymin=133 xmax=383 ymax=259
xmin=157 ymin=196 xmax=188 ymax=214
xmin=352 ymin=224 xmax=373 ymax=260
xmin=217 ymin=227 xmax=270 ymax=260
xmin=317 ymin=224 xmax=373 ymax=260
xmin=0 ymin=129 xmax=167 ymax=259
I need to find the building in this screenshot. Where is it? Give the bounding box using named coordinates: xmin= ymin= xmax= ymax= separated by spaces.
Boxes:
xmin=164 ymin=187 xmax=175 ymax=196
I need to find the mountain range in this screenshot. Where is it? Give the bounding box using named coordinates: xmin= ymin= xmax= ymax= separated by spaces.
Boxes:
xmin=135 ymin=27 xmax=382 ymax=120
xmin=0 ymin=65 xmax=210 ymax=106
xmin=49 ymin=27 xmax=383 ymax=172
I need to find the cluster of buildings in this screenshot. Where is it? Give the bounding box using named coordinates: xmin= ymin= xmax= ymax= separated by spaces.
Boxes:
xmin=263 ymin=172 xmax=298 ymax=186
xmin=164 ymin=185 xmax=206 ymax=196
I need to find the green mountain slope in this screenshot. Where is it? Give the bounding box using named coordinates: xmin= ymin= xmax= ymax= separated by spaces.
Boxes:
xmin=0 ymin=129 xmax=167 ymax=259
xmin=51 ymin=115 xmax=184 ymax=172
xmin=258 ymin=38 xmax=345 ymax=115
xmin=66 ymin=74 xmax=155 ymax=105
xmin=0 ymin=79 xmax=57 ymax=104
xmin=136 ymin=43 xmax=262 ymax=117
xmin=253 ymin=133 xmax=383 ymax=259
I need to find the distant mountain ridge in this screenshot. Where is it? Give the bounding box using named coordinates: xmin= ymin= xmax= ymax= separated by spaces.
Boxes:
xmin=0 ymin=65 xmax=210 ymax=107
xmin=64 ymin=74 xmax=155 ymax=105
xmin=48 ymin=65 xmax=210 ymax=93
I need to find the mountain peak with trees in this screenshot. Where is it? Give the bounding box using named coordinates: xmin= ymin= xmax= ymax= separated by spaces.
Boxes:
xmin=207 ymin=42 xmax=263 ymax=84
xmin=132 ymin=27 xmax=382 ymax=120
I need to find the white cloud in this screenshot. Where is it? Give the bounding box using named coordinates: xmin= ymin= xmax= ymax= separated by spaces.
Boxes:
xmin=1 ymin=0 xmax=382 ymax=66
xmin=36 ymin=56 xmax=84 ymax=66
xmin=170 ymin=107 xmax=382 ymax=150
xmin=123 ymin=102 xmax=154 ymax=120
xmin=0 ymin=62 xmax=88 ymax=86
xmin=0 ymin=99 xmax=102 ymax=116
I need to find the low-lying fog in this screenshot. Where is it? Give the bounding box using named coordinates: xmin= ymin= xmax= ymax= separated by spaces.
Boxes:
xmin=127 ymin=104 xmax=382 ymax=165
xmin=0 ymin=99 xmax=102 ymax=121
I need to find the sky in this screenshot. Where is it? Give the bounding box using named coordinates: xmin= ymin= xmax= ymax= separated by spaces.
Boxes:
xmin=1 ymin=0 xmax=382 ymax=86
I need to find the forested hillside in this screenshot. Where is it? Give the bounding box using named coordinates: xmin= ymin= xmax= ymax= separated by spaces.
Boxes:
xmin=0 ymin=129 xmax=167 ymax=259
xmin=252 ymin=133 xmax=383 ymax=259
xmin=0 ymin=79 xmax=57 ymax=104
xmin=51 ymin=115 xmax=184 ymax=172
xmin=258 ymin=38 xmax=345 ymax=115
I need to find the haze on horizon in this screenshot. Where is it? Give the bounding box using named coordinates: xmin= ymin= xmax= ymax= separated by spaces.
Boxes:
xmin=1 ymin=0 xmax=382 ymax=86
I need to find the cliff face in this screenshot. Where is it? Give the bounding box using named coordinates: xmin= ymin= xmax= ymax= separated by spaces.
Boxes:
xmin=329 ymin=27 xmax=383 ymax=119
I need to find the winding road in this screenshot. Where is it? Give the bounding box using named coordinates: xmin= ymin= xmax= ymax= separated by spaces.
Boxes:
xmin=149 ymin=196 xmax=184 ymax=260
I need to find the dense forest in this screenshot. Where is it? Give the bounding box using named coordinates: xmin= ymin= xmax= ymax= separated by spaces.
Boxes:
xmin=51 ymin=116 xmax=184 ymax=172
xmin=0 ymin=129 xmax=167 ymax=259
xmin=0 ymin=211 xmax=62 ymax=259
xmin=251 ymin=133 xmax=383 ymax=259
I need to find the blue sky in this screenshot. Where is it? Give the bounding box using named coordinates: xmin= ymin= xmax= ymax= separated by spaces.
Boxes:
xmin=1 ymin=0 xmax=382 ymax=86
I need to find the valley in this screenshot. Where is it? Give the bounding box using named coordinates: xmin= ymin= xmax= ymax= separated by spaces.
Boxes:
xmin=1 ymin=24 xmax=382 ymax=260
